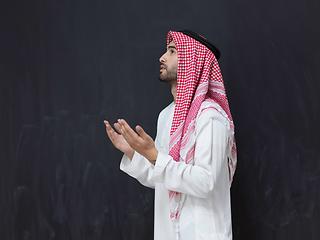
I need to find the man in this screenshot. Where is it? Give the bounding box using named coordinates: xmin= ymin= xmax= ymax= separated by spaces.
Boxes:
xmin=104 ymin=30 xmax=237 ymax=240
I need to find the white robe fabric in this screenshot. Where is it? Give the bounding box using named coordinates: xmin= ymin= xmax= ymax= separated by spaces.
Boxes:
xmin=120 ymin=102 xmax=233 ymax=240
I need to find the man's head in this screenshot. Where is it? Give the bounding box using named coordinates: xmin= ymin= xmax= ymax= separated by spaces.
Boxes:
xmin=158 ymin=41 xmax=178 ymax=86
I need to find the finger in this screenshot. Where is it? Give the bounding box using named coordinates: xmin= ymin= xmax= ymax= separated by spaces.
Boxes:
xmin=119 ymin=119 xmax=139 ymax=139
xmin=104 ymin=121 xmax=121 ymax=142
xmin=106 ymin=124 xmax=117 ymax=141
xmin=117 ymin=119 xmax=130 ymax=128
xmin=135 ymin=125 xmax=150 ymax=140
xmin=114 ymin=122 xmax=122 ymax=134
xmin=106 ymin=127 xmax=117 ymax=144
xmin=104 ymin=121 xmax=114 ymax=134
xmin=104 ymin=121 xmax=112 ymax=131
xmin=104 ymin=120 xmax=110 ymax=125
xmin=106 ymin=122 xmax=119 ymax=138
xmin=118 ymin=119 xmax=141 ymax=146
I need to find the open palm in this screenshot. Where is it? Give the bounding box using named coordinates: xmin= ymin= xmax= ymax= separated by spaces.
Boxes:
xmin=104 ymin=120 xmax=134 ymax=158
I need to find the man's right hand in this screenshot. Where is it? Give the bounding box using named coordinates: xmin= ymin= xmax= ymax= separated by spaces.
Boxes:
xmin=104 ymin=120 xmax=135 ymax=160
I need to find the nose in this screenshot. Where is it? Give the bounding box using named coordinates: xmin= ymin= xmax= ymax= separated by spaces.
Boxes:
xmin=159 ymin=53 xmax=166 ymax=63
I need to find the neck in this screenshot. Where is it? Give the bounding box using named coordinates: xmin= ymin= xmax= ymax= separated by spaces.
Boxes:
xmin=171 ymin=83 xmax=177 ymax=103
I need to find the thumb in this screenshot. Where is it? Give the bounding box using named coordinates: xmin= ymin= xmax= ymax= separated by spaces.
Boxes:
xmin=135 ymin=125 xmax=148 ymax=139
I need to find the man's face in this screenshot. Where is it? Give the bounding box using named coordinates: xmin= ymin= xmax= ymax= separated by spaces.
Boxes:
xmin=158 ymin=41 xmax=178 ymax=84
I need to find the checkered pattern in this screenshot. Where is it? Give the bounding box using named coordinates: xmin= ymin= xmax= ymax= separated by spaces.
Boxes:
xmin=166 ymin=31 xmax=237 ymax=221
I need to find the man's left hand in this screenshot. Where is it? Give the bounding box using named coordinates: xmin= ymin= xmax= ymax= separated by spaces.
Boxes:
xmin=117 ymin=119 xmax=158 ymax=164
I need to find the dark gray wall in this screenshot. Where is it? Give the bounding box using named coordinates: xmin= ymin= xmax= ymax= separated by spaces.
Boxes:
xmin=1 ymin=0 xmax=319 ymax=239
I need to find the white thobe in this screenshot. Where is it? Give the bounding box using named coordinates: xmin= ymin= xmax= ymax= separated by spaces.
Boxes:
xmin=120 ymin=102 xmax=233 ymax=240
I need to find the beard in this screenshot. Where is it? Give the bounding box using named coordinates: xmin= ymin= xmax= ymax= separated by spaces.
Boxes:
xmin=158 ymin=64 xmax=177 ymax=85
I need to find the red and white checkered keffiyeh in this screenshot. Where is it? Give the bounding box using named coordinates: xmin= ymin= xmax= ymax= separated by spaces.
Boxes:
xmin=167 ymin=31 xmax=237 ymax=221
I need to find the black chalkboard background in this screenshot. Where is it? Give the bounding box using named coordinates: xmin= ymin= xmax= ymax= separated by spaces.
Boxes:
xmin=1 ymin=0 xmax=319 ymax=239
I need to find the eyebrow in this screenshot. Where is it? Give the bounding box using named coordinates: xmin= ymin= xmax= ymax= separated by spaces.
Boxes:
xmin=166 ymin=46 xmax=177 ymax=51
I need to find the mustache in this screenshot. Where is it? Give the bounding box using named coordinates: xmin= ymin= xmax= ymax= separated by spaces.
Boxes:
xmin=160 ymin=63 xmax=167 ymax=69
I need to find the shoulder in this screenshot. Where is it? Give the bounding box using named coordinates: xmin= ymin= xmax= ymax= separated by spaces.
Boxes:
xmin=196 ymin=100 xmax=231 ymax=134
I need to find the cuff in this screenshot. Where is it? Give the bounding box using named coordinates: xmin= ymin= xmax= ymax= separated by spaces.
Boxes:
xmin=120 ymin=152 xmax=154 ymax=178
xmin=151 ymin=151 xmax=171 ymax=182
xmin=120 ymin=152 xmax=141 ymax=174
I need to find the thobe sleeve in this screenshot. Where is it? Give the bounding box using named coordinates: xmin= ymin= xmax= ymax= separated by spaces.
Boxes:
xmin=119 ymin=103 xmax=173 ymax=190
xmin=120 ymin=152 xmax=156 ymax=189
xmin=150 ymin=118 xmax=229 ymax=198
